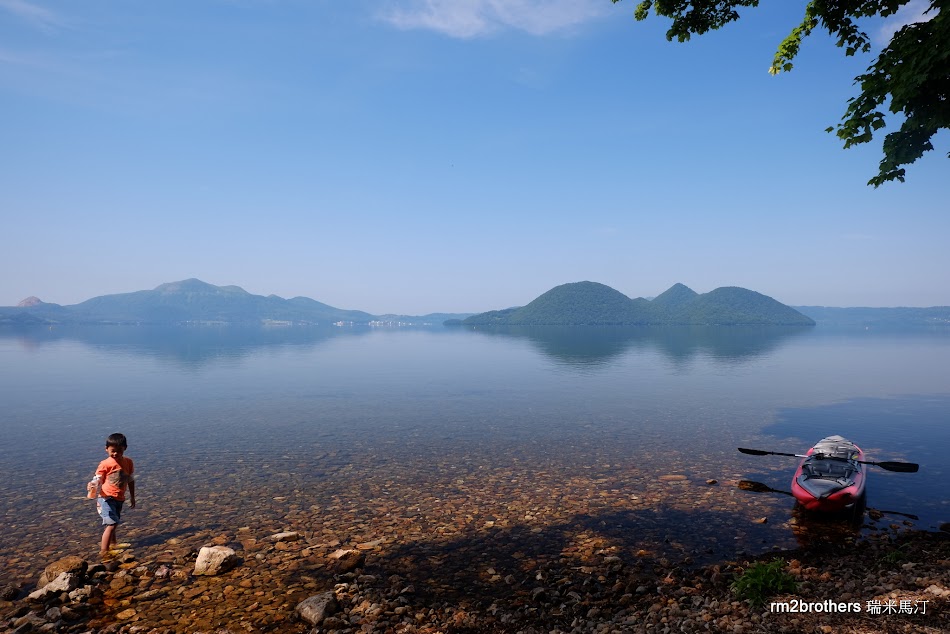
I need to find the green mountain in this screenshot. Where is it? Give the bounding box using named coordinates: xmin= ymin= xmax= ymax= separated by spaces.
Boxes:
xmin=504 ymin=282 xmax=654 ymax=326
xmin=650 ymin=282 xmax=699 ymax=309
xmin=1 ymin=279 xmax=376 ymax=325
xmin=462 ymin=282 xmax=815 ymax=326
xmin=679 ymin=287 xmax=813 ymax=325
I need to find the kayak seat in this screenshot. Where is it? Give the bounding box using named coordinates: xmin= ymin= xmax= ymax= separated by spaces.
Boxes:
xmin=798 ymin=459 xmax=858 ymax=498
xmin=802 ymin=460 xmax=856 ymax=480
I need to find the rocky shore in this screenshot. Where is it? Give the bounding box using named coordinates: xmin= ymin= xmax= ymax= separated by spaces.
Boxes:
xmin=2 ymin=522 xmax=947 ymax=634
xmin=2 ymin=448 xmax=946 ymax=633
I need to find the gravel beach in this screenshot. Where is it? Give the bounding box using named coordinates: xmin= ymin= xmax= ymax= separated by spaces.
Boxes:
xmin=2 ymin=446 xmax=946 ymax=633
xmin=3 ymin=517 xmax=947 ymax=633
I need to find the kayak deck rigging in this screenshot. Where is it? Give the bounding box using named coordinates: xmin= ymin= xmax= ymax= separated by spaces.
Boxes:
xmin=791 ymin=435 xmax=867 ymax=511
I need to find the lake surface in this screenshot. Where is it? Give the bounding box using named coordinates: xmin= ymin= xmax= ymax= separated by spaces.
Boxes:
xmin=1 ymin=324 xmax=948 ymax=586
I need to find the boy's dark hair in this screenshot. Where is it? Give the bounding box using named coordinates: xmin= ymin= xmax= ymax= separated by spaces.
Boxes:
xmin=106 ymin=433 xmax=128 ymax=449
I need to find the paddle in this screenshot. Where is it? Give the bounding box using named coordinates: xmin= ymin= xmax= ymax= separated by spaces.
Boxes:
xmin=737 ymin=480 xmax=920 ymax=520
xmin=738 ymin=479 xmax=791 ymax=495
xmin=737 ymin=447 xmax=919 ymax=473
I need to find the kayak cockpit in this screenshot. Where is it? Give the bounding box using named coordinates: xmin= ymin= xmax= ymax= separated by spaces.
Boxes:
xmin=796 ymin=458 xmax=860 ymax=499
xmin=791 ymin=435 xmax=867 ymax=511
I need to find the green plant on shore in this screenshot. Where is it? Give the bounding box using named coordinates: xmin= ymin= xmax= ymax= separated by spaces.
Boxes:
xmin=731 ymin=559 xmax=798 ymax=607
xmin=881 ymin=544 xmax=909 ymax=564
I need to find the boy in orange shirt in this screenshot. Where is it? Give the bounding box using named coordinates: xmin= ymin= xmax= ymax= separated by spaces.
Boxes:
xmin=94 ymin=433 xmax=136 ymax=556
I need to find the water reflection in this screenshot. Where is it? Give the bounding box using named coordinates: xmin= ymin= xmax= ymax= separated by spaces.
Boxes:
xmin=760 ymin=394 xmax=949 ymax=529
xmin=469 ymin=325 xmax=813 ymax=367
xmin=1 ymin=323 xmax=948 ymax=582
xmin=763 ymin=394 xmax=949 ymax=469
xmin=0 ymin=324 xmax=370 ymax=367
xmin=2 ymin=324 xmax=814 ymax=369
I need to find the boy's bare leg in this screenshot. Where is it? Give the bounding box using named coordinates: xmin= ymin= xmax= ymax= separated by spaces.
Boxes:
xmin=101 ymin=525 xmax=116 ymax=554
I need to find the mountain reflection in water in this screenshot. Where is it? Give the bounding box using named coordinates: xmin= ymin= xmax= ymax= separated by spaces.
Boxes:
xmin=2 ymin=324 xmax=814 ymax=369
xmin=1 ymin=322 xmax=947 ymax=573
xmin=0 ymin=325 xmax=366 ymax=367
xmin=468 ymin=325 xmax=813 ymax=367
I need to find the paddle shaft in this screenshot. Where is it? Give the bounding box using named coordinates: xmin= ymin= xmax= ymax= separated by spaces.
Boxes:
xmin=737 ymin=448 xmax=918 ymax=473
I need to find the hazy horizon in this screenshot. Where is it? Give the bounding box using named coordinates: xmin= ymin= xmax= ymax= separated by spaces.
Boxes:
xmin=5 ymin=277 xmax=948 ymax=314
xmin=3 ymin=2 xmax=947 ymax=313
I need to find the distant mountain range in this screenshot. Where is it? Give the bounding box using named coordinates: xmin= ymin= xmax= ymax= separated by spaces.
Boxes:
xmin=458 ymin=282 xmax=815 ymax=326
xmin=0 ymin=279 xmax=467 ymax=326
xmin=793 ymin=305 xmax=950 ymax=327
xmin=2 ymin=279 xmax=947 ymax=327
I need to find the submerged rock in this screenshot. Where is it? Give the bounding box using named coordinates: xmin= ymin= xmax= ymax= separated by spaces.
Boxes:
xmin=327 ymin=549 xmax=365 ymax=575
xmin=193 ymin=545 xmax=239 ymax=576
xmin=268 ymin=531 xmax=301 ymax=542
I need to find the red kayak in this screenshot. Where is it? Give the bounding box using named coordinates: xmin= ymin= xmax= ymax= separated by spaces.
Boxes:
xmin=790 ymin=435 xmax=867 ymax=512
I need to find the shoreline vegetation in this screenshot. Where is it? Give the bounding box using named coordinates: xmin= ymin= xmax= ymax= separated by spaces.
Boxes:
xmin=2 ymin=521 xmax=947 ymax=633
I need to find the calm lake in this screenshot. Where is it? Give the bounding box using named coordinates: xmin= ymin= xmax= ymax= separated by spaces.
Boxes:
xmin=1 ymin=324 xmax=948 ymax=586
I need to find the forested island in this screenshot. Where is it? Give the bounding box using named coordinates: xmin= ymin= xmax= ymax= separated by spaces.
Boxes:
xmin=458 ymin=282 xmax=815 ymax=326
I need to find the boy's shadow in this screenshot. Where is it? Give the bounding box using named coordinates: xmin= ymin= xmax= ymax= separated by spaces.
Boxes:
xmin=130 ymin=524 xmax=225 ymax=548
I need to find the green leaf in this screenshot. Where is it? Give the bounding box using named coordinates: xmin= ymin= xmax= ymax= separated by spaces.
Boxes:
xmin=612 ymin=0 xmax=948 ymax=185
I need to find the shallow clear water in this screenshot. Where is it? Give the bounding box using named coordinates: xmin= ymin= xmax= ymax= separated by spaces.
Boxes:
xmin=1 ymin=324 xmax=947 ymax=583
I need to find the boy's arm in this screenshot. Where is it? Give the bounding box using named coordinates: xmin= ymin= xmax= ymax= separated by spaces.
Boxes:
xmin=128 ymin=480 xmax=136 ymax=508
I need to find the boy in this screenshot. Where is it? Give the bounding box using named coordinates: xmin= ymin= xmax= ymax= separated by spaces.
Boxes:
xmin=94 ymin=433 xmax=136 ymax=556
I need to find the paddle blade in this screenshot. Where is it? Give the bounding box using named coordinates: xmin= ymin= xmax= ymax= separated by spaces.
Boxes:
xmin=738 ymin=447 xmax=802 ymax=458
xmin=874 ymin=461 xmax=919 ymax=473
xmin=738 ymin=448 xmax=771 ymax=456
xmin=738 ymin=480 xmax=773 ymax=493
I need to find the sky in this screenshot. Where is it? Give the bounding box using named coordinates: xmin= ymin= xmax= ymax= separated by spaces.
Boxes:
xmin=1 ymin=0 xmax=947 ymax=315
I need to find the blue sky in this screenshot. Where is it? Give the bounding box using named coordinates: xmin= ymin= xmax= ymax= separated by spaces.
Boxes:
xmin=2 ymin=1 xmax=946 ymax=314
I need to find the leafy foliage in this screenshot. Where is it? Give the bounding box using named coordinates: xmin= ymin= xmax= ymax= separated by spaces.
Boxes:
xmin=840 ymin=5 xmax=950 ymax=185
xmin=731 ymin=559 xmax=799 ymax=607
xmin=614 ymin=0 xmax=948 ymax=186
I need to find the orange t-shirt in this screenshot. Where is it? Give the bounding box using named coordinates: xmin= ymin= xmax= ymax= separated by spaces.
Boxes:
xmin=96 ymin=456 xmax=134 ymax=500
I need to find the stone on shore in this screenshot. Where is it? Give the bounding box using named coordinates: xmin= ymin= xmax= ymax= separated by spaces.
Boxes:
xmin=193 ymin=545 xmax=239 ymax=576
xmin=28 ymin=572 xmax=80 ymax=601
xmin=296 ymin=591 xmax=337 ymax=625
xmin=38 ymin=556 xmax=86 ymax=588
